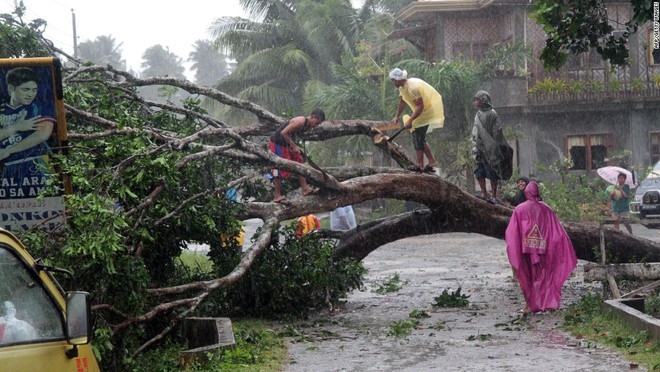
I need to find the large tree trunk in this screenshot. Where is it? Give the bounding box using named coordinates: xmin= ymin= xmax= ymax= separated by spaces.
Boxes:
xmin=584 ymin=263 xmax=660 ymax=281
xmin=244 ymin=171 xmax=660 ymax=263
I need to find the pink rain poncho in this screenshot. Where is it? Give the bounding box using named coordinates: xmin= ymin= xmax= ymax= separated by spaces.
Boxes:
xmin=505 ymin=181 xmax=577 ymax=312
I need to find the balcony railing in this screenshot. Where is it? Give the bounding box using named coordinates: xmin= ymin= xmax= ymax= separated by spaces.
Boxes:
xmin=528 ymin=87 xmax=660 ymax=106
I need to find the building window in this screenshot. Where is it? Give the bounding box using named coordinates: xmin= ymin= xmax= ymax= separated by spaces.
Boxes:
xmin=452 ymin=42 xmax=489 ymax=63
xmin=566 ymin=133 xmax=614 ymax=170
xmin=651 ymin=132 xmax=660 ymax=164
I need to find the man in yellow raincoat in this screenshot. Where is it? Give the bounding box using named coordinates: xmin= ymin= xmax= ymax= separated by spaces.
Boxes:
xmin=389 ymin=68 xmax=445 ymax=172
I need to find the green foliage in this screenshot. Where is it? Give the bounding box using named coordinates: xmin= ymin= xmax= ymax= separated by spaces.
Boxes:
xmin=467 ymin=333 xmax=492 ymax=341
xmin=0 ymin=1 xmax=50 ymax=57
xmin=530 ymin=0 xmax=652 ymax=70
xmin=212 ymin=0 xmax=364 ymax=118
xmin=176 ymin=251 xmax=214 ymax=275
xmin=608 ymin=79 xmax=622 ymax=91
xmin=385 ymin=319 xmax=419 ymax=337
xmin=631 ymin=77 xmax=645 ymax=91
xmin=562 ymin=292 xmax=603 ymax=327
xmin=535 ymin=159 xmax=609 ymax=222
xmin=527 ymin=76 xmax=645 ymax=95
xmin=430 ymin=320 xmax=447 ymax=330
xmin=653 ymin=73 xmax=660 ymax=87
xmin=77 ymin=35 xmax=127 ymax=70
xmin=494 ymin=315 xmax=530 ymax=331
xmin=372 ymin=272 xmax=409 ymax=294
xmin=188 ymin=39 xmax=230 ymax=86
xmin=528 ymin=78 xmax=569 ymax=95
xmin=277 ymin=324 xmax=314 ymax=343
xmin=646 ymin=289 xmax=660 ymax=318
xmin=432 ymin=288 xmax=470 ymax=308
xmin=588 ymin=79 xmax=604 ymax=93
xmin=480 ymin=41 xmax=534 ymax=77
xmin=408 ymin=309 xmax=431 ymax=319
xmin=129 ymin=320 xmax=287 ymax=372
xmin=207 ymin=224 xmax=366 ymax=319
xmin=562 ymin=292 xmax=660 ymax=370
xmin=1 ymin=49 xmax=252 ymax=369
xmin=141 ymin=44 xmax=186 ymax=79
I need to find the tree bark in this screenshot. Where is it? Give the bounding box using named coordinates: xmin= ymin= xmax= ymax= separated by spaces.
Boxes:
xmin=584 ymin=263 xmax=660 ymax=281
xmin=241 ymin=172 xmax=660 ymax=263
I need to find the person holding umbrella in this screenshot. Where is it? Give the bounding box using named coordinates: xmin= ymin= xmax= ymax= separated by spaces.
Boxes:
xmin=606 ymin=172 xmax=633 ymax=234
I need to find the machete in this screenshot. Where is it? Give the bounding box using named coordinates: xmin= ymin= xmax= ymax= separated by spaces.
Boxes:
xmin=387 ymin=114 xmax=411 ymax=142
xmin=387 ymin=126 xmax=406 ymax=142
xmin=300 ymin=150 xmax=329 ymax=180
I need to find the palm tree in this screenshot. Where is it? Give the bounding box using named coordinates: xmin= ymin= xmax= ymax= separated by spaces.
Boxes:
xmin=209 ymin=0 xmax=361 ymax=121
xmin=140 ymin=45 xmax=186 ymax=79
xmin=188 ymin=40 xmax=230 ymax=86
xmin=139 ymin=45 xmax=187 ymax=104
xmin=302 ymin=59 xmax=395 ymax=166
xmin=358 ymin=0 xmax=415 ymax=17
xmin=77 ymin=35 xmax=126 ymax=70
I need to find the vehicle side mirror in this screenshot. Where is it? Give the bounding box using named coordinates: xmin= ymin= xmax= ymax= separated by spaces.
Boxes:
xmin=66 ymin=291 xmax=92 ymax=345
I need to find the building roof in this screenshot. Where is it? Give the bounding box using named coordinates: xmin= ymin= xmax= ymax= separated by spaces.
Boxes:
xmin=396 ymin=0 xmax=496 ymax=22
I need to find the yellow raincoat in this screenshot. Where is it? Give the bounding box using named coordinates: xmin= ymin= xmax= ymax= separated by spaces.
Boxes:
xmin=398 ymin=78 xmax=445 ymax=132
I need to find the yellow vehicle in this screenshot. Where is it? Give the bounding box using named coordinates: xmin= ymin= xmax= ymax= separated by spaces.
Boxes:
xmin=0 ymin=229 xmax=99 ymax=371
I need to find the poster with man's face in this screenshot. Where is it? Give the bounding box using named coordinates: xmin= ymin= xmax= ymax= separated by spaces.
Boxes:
xmin=0 ymin=58 xmax=68 ymax=232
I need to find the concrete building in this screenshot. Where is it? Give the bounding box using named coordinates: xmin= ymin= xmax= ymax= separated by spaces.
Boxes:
xmin=391 ymin=0 xmax=660 ymax=178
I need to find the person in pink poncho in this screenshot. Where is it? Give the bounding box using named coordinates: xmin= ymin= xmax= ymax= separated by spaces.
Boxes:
xmin=505 ymin=181 xmax=577 ymax=313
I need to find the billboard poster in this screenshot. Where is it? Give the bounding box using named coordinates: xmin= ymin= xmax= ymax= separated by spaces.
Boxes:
xmin=0 ymin=58 xmax=69 ymax=232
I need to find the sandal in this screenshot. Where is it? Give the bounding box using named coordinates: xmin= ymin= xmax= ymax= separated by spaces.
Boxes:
xmin=406 ymin=165 xmax=422 ymax=172
xmin=302 ymin=187 xmax=318 ymax=196
xmin=423 ymin=165 xmax=435 ymax=173
xmin=273 ymin=197 xmax=291 ymax=205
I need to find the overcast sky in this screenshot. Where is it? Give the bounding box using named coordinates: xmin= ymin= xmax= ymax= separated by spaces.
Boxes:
xmin=4 ymin=0 xmax=248 ymax=77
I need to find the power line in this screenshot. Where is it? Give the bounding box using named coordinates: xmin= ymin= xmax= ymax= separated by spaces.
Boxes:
xmin=21 ymin=0 xmax=76 ymax=53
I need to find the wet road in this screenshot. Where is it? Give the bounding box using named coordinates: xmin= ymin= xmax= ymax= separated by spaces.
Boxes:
xmin=282 ymin=224 xmax=658 ymax=372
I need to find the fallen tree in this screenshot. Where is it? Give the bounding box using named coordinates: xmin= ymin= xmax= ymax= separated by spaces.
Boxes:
xmin=584 ymin=263 xmax=660 ymax=281
xmin=53 ymin=63 xmax=660 ymax=354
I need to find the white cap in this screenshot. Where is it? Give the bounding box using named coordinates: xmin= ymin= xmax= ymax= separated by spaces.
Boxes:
xmin=389 ymin=68 xmax=408 ymax=80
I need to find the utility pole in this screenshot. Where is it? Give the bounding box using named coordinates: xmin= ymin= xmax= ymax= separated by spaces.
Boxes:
xmin=71 ymin=9 xmax=78 ymax=58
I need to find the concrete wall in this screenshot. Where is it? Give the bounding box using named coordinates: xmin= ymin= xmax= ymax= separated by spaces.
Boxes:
xmin=498 ymin=101 xmax=660 ymax=180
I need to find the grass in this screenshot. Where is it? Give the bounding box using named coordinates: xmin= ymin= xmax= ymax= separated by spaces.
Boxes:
xmin=131 ymin=319 xmax=288 ymax=371
xmin=178 ymin=250 xmax=214 ymax=273
xmin=561 ymin=293 xmax=660 ymax=371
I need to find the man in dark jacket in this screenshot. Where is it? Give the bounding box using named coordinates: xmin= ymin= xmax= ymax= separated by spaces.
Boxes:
xmin=511 ymin=177 xmax=530 ymax=206
xmin=471 ymin=90 xmax=511 ymax=202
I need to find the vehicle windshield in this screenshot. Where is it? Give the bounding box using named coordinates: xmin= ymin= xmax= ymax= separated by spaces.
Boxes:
xmin=0 ymin=245 xmax=64 ymax=346
xmin=648 ymin=161 xmax=660 ymax=178
xmin=634 ymin=162 xmax=660 ymax=199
